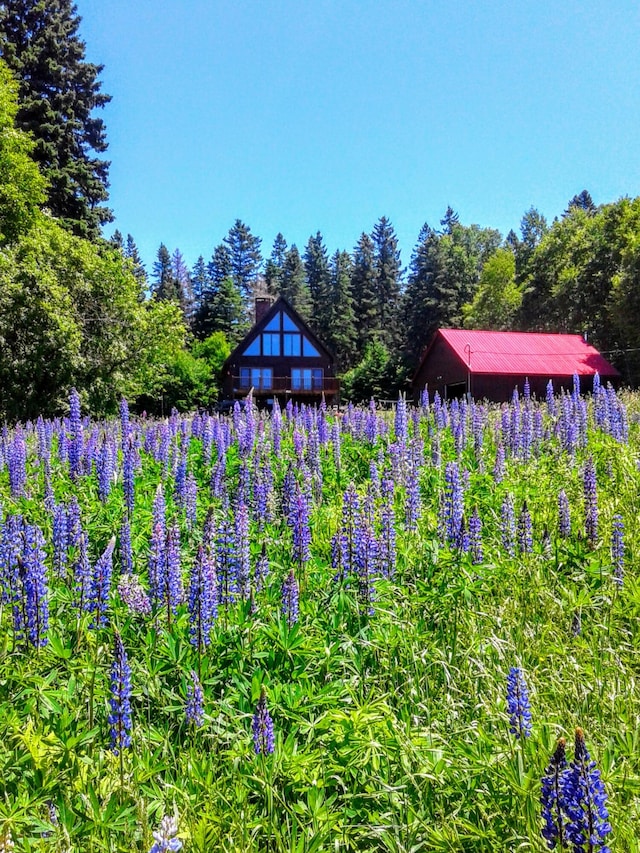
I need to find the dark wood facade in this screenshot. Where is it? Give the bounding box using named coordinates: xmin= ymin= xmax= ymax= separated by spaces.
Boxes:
xmin=222 ymin=297 xmax=339 ymax=406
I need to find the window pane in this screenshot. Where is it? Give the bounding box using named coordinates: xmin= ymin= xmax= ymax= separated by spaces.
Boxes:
xmin=262 ymin=368 xmax=273 ymax=389
xmin=283 ymin=334 xmax=301 ymax=356
xmin=242 ymin=337 xmax=260 ymax=356
xmin=291 ymin=368 xmax=301 ymax=390
xmin=282 ymin=312 xmax=298 ymax=331
xmin=302 ymin=337 xmax=320 ymax=357
xmin=262 ymin=333 xmax=280 ymax=356
xmin=312 ymin=368 xmax=323 ymax=389
xmin=264 ymin=312 xmax=281 ymax=331
xmin=240 ymin=368 xmax=250 ymax=388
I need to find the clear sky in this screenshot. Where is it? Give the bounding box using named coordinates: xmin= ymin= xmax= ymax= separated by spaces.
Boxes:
xmin=78 ymin=0 xmax=640 ymax=275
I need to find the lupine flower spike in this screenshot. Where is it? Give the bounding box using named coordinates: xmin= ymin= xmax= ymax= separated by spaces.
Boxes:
xmin=561 ymin=728 xmax=611 ymax=852
xmin=186 ymin=670 xmax=204 ymax=728
xmin=252 ymin=686 xmax=275 ymax=755
xmin=540 ymin=737 xmax=567 ymax=849
xmin=148 ymin=814 xmax=182 ymax=853
xmin=506 ymin=666 xmax=532 ymax=739
xmin=109 ymin=632 xmax=132 ymax=755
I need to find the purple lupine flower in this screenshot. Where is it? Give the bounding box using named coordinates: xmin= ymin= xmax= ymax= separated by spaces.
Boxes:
xmin=73 ymin=530 xmax=91 ymax=614
xmin=506 ymin=666 xmax=532 ymax=739
xmin=174 ymin=449 xmax=188 ymax=508
xmin=540 ymin=738 xmax=568 ymax=850
xmin=469 ymin=506 xmax=483 ymax=565
xmin=67 ymin=496 xmax=82 ymax=548
xmin=394 ymin=395 xmax=408 ymax=444
xmin=87 ymin=537 xmax=115 ymax=627
xmin=583 ymin=457 xmax=598 ymax=548
xmin=122 ymin=436 xmax=136 ymax=515
xmin=186 ymin=670 xmax=204 ymax=728
xmin=149 ymin=814 xmax=182 ymax=853
xmin=23 ymin=524 xmax=49 ymax=648
xmin=501 ymin=494 xmax=516 ymax=557
xmin=117 ymin=573 xmax=151 ymax=616
xmin=405 ymin=460 xmax=421 ymax=533
xmin=355 ymin=523 xmax=377 ymax=615
xmin=233 ymin=501 xmax=251 ymax=599
xmin=119 ymin=517 xmax=133 ymax=575
xmin=493 ymin=442 xmax=505 ymax=484
xmin=7 ymin=430 xmax=27 ymax=498
xmin=331 ymin=420 xmax=341 ymax=470
xmin=96 ymin=437 xmax=115 ymax=502
xmin=443 ymin=462 xmax=463 ymax=545
xmin=254 ymin=544 xmax=269 ymax=593
xmin=518 ymin=501 xmax=533 ymax=554
xmin=164 ymin=524 xmax=183 ymax=622
xmin=252 ymin=686 xmax=275 ymax=755
xmin=546 ymin=379 xmax=556 ymax=417
xmin=108 ymin=632 xmax=132 ymax=754
xmin=184 ymin=473 xmax=197 ymax=528
xmin=52 ymin=503 xmax=68 ymax=577
xmin=611 ymin=514 xmax=624 ymax=587
xmin=68 ymin=388 xmax=83 ymax=481
xmin=281 ymin=568 xmax=299 ymax=626
xmin=291 ymin=489 xmax=312 ymax=568
xmin=335 ymin=484 xmax=359 ymax=583
xmin=188 ymin=544 xmax=216 ymax=650
xmin=216 ymin=506 xmax=236 ymax=606
xmin=379 ymin=478 xmax=397 ymax=578
xmin=561 ymin=728 xmax=611 ymax=852
xmin=119 ymin=397 xmax=130 ymax=446
xmin=558 ymin=490 xmax=571 ymax=538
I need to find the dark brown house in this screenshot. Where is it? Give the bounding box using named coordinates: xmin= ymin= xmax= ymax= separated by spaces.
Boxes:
xmin=222 ymin=297 xmax=339 ymax=406
xmin=412 ymin=328 xmax=620 ymax=403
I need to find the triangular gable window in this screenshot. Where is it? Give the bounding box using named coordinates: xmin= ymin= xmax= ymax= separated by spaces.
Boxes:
xmin=302 ymin=337 xmax=320 ymax=357
xmin=242 ymin=337 xmax=260 ymax=356
xmin=263 ymin=312 xmax=281 ymax=332
xmin=282 ymin=312 xmax=299 ymax=331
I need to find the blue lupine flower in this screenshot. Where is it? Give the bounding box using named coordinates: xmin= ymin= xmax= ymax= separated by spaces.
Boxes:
xmin=291 ymin=490 xmax=311 ymax=568
xmin=469 ymin=506 xmax=483 ymax=565
xmin=109 ymin=632 xmax=132 ymax=754
xmin=611 ymin=514 xmax=624 ymax=587
xmin=394 ymin=394 xmax=408 ymax=444
xmin=540 ymin=737 xmax=567 ymax=849
xmin=506 ymin=666 xmax=532 ymax=739
xmin=117 ymin=573 xmax=151 ymax=616
xmin=184 ymin=473 xmax=197 ymax=528
xmin=405 ymin=464 xmax=421 ymax=533
xmin=379 ymin=478 xmax=397 ymax=578
xmin=122 ymin=436 xmax=136 ymax=515
xmin=254 ymin=544 xmax=269 ymax=593
xmin=518 ymin=501 xmax=533 ymax=554
xmin=68 ymin=387 xmax=83 ymax=481
xmin=52 ymin=503 xmax=68 ymax=577
xmin=501 ymin=495 xmax=516 ymax=557
xmin=96 ymin=437 xmax=115 ymax=502
xmin=73 ymin=529 xmax=91 ymax=614
xmin=23 ymin=524 xmax=49 ymax=648
xmin=558 ymin=490 xmax=571 ymax=538
xmin=561 ymin=728 xmax=611 ymax=852
xmin=188 ymin=544 xmax=216 ymax=650
xmin=164 ymin=524 xmax=183 ymax=621
xmin=7 ymin=430 xmax=27 ymax=498
xmin=281 ymin=569 xmax=299 ymax=627
xmin=87 ymin=537 xmax=115 ymax=627
xmin=119 ymin=517 xmax=133 ymax=575
xmin=252 ymin=686 xmax=275 ymax=755
xmin=583 ymin=458 xmax=598 ymax=548
xmin=186 ymin=670 xmax=204 ymax=728
xmin=149 ymin=815 xmax=182 ymax=853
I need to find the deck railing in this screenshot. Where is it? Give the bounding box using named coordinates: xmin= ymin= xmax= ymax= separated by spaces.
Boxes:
xmin=231 ymin=376 xmax=340 ymax=395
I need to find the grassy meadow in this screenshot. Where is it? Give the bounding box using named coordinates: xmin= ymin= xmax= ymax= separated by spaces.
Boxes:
xmin=0 ymin=385 xmax=639 ymax=852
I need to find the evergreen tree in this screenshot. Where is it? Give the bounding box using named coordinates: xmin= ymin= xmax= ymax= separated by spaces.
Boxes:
xmin=223 ymin=219 xmax=262 ymax=303
xmin=208 ymin=243 xmax=233 ymax=287
xmin=110 ymin=229 xmax=124 ymax=250
xmin=565 ymin=189 xmax=596 ymax=216
xmin=153 ymin=244 xmax=181 ymax=303
xmin=440 ymin=206 xmax=460 ymax=234
xmin=0 ymin=0 xmax=112 ymax=239
xmin=327 ymin=250 xmax=357 ymax=370
xmin=351 ymin=232 xmax=378 ymax=356
xmin=280 ymin=245 xmax=311 ymax=317
xmin=402 ymin=223 xmax=440 ymax=361
xmin=190 ymin=255 xmax=210 ymax=314
xmin=197 ymin=275 xmax=246 ymax=344
xmin=371 ymin=216 xmax=402 ymax=347
xmin=124 ymin=234 xmax=147 ymax=295
xmin=264 ymin=232 xmax=287 ymax=296
xmin=171 ymin=247 xmax=193 ymax=324
xmin=304 ymin=231 xmax=331 ymax=335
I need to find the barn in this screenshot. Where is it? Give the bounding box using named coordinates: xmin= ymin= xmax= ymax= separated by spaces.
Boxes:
xmin=221 ymin=296 xmax=339 ymax=406
xmin=412 ymin=329 xmax=620 ymax=402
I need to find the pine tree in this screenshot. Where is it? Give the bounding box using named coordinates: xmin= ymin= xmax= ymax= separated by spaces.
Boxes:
xmin=565 ymin=189 xmax=596 ymax=216
xmin=153 ymin=244 xmax=181 ymax=303
xmin=371 ymin=217 xmax=402 ymax=347
xmin=190 ymin=255 xmax=210 ymax=315
xmin=0 ymin=0 xmax=112 ymax=239
xmin=440 ymin=206 xmax=460 ymax=234
xmin=327 ymin=250 xmax=357 ymax=370
xmin=304 ymin=231 xmax=331 ymax=335
xmin=110 ymin=229 xmax=124 ymax=250
xmin=281 ymin=245 xmax=311 ymax=317
xmin=223 ymin=219 xmax=262 ymax=303
xmin=265 ymin=232 xmax=287 ymax=296
xmin=208 ymin=243 xmax=233 ymax=287
xmin=402 ymin=223 xmax=439 ymax=361
xmin=124 ymin=234 xmax=147 ymax=296
xmin=172 ymin=248 xmax=194 ymax=325
xmin=351 ymin=232 xmax=378 ymax=356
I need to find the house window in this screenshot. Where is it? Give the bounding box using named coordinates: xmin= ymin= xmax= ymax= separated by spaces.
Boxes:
xmin=302 ymin=337 xmax=320 ymax=357
xmin=264 ymin=313 xmax=281 ymax=331
xmin=283 ymin=333 xmax=302 ymax=356
xmin=292 ymin=368 xmax=323 ymax=391
xmin=262 ymin=333 xmax=280 ymax=356
xmin=282 ymin=312 xmax=298 ymax=331
xmin=239 ymin=367 xmax=272 ymax=390
xmin=242 ymin=337 xmax=260 ymax=356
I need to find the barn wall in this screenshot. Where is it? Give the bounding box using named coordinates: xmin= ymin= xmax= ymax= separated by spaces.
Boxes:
xmin=412 ymin=336 xmax=468 ymax=401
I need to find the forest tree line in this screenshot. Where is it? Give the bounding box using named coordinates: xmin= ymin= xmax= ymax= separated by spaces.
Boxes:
xmin=2 ymin=1 xmax=640 ymax=421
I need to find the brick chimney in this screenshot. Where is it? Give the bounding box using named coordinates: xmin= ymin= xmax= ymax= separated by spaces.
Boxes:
xmin=254 ymin=296 xmax=274 ymax=324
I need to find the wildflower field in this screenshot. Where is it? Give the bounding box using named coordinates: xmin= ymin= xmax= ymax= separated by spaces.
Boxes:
xmin=1 ymin=382 xmax=640 ymax=852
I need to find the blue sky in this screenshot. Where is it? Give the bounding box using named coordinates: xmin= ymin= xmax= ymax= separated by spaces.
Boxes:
xmin=79 ymin=0 xmax=640 ymax=275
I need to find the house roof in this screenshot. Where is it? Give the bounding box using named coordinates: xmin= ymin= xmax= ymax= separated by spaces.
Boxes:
xmin=223 ymin=295 xmax=335 ymax=366
xmin=426 ymin=329 xmax=619 ymax=377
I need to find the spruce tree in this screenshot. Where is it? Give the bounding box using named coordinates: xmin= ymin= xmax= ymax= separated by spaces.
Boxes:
xmin=327 ymin=250 xmax=357 ymax=370
xmin=281 ymin=245 xmax=311 ymax=318
xmin=153 ymin=244 xmax=181 ymax=303
xmin=208 ymin=243 xmax=233 ymax=287
xmin=304 ymin=231 xmax=331 ymax=336
xmin=0 ymin=0 xmax=112 ymax=239
xmin=265 ymin=232 xmax=287 ymax=296
xmin=190 ymin=255 xmax=210 ymax=316
xmin=171 ymin=247 xmax=194 ymax=325
xmin=351 ymin=232 xmax=378 ymax=357
xmin=124 ymin=234 xmax=147 ymax=296
xmin=371 ymin=216 xmax=402 ymax=348
xmin=223 ymin=219 xmax=262 ymax=303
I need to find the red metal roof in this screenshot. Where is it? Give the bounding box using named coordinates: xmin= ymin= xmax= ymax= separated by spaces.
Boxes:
xmin=437 ymin=329 xmax=619 ymax=377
